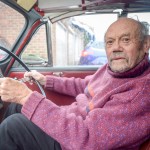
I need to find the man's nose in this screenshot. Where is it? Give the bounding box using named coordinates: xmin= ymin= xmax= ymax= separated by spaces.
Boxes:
xmin=112 ymin=40 xmax=122 ymax=51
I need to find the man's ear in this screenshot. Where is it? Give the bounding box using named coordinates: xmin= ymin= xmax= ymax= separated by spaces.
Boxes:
xmin=143 ymin=35 xmax=150 ymax=53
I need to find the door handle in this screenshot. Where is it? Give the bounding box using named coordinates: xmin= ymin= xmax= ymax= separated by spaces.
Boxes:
xmin=52 ymin=72 xmax=63 ymax=77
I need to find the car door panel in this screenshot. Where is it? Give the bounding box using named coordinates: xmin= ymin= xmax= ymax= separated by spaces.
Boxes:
xmin=8 ymin=69 xmax=96 ymax=106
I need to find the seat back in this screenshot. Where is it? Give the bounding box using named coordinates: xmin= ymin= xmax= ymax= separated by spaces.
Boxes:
xmin=140 ymin=139 xmax=150 ymax=150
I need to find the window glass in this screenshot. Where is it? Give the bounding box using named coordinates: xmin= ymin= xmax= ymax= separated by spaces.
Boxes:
xmin=51 ymin=14 xmax=118 ymax=67
xmin=21 ymin=14 xmax=118 ymax=67
xmin=21 ymin=25 xmax=48 ymax=66
xmin=0 ymin=1 xmax=25 ymax=60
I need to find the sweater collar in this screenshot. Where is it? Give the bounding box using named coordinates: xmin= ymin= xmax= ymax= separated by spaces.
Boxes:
xmin=107 ymin=54 xmax=150 ymax=78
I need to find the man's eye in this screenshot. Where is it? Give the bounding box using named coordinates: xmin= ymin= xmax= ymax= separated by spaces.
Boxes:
xmin=122 ymin=38 xmax=130 ymax=43
xmin=106 ymin=40 xmax=113 ymax=45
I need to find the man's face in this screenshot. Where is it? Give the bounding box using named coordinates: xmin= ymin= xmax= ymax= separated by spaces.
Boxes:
xmin=105 ymin=18 xmax=147 ymax=73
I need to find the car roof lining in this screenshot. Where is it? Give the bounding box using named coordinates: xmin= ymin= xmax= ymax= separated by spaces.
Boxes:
xmin=11 ymin=0 xmax=150 ymax=23
xmin=36 ymin=0 xmax=150 ymax=23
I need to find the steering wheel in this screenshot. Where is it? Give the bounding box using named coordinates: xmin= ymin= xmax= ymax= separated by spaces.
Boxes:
xmin=0 ymin=46 xmax=46 ymax=97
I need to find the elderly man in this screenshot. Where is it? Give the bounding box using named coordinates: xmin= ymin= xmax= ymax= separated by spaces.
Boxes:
xmin=0 ymin=17 xmax=149 ymax=150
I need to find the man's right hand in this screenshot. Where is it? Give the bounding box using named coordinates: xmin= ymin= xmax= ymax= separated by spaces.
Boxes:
xmin=24 ymin=70 xmax=46 ymax=85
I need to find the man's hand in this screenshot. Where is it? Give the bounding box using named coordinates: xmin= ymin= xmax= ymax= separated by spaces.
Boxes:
xmin=24 ymin=70 xmax=46 ymax=85
xmin=0 ymin=77 xmax=33 ymax=105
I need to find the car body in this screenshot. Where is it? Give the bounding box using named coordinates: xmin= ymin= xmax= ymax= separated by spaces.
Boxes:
xmin=0 ymin=0 xmax=149 ymax=149
xmin=79 ymin=40 xmax=107 ymax=65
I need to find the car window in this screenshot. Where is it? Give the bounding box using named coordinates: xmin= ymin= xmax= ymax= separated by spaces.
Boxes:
xmin=51 ymin=14 xmax=118 ymax=67
xmin=21 ymin=13 xmax=117 ymax=67
xmin=0 ymin=1 xmax=25 ymax=60
xmin=20 ymin=12 xmax=150 ymax=68
xmin=21 ymin=25 xmax=48 ymax=66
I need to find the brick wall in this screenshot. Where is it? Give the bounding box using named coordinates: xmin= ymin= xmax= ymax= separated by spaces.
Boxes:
xmin=0 ymin=2 xmax=25 ymax=47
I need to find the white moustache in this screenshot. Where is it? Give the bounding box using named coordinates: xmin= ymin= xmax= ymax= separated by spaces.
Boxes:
xmin=110 ymin=52 xmax=127 ymax=61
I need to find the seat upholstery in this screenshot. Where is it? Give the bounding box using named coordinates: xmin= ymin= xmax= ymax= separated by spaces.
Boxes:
xmin=140 ymin=139 xmax=150 ymax=150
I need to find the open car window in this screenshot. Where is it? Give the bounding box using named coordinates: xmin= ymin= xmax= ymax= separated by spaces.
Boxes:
xmin=21 ymin=13 xmax=118 ymax=67
xmin=51 ymin=14 xmax=118 ymax=67
xmin=21 ymin=12 xmax=150 ymax=68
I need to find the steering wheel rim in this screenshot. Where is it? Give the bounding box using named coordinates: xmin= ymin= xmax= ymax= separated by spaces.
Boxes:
xmin=0 ymin=46 xmax=46 ymax=97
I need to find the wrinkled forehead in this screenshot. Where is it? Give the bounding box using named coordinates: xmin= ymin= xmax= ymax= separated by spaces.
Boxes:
xmin=105 ymin=18 xmax=140 ymax=39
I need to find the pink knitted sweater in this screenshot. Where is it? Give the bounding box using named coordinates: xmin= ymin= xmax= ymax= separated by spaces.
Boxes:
xmin=22 ymin=55 xmax=150 ymax=150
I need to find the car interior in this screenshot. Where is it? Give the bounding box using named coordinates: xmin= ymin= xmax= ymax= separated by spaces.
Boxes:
xmin=0 ymin=0 xmax=149 ymax=149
